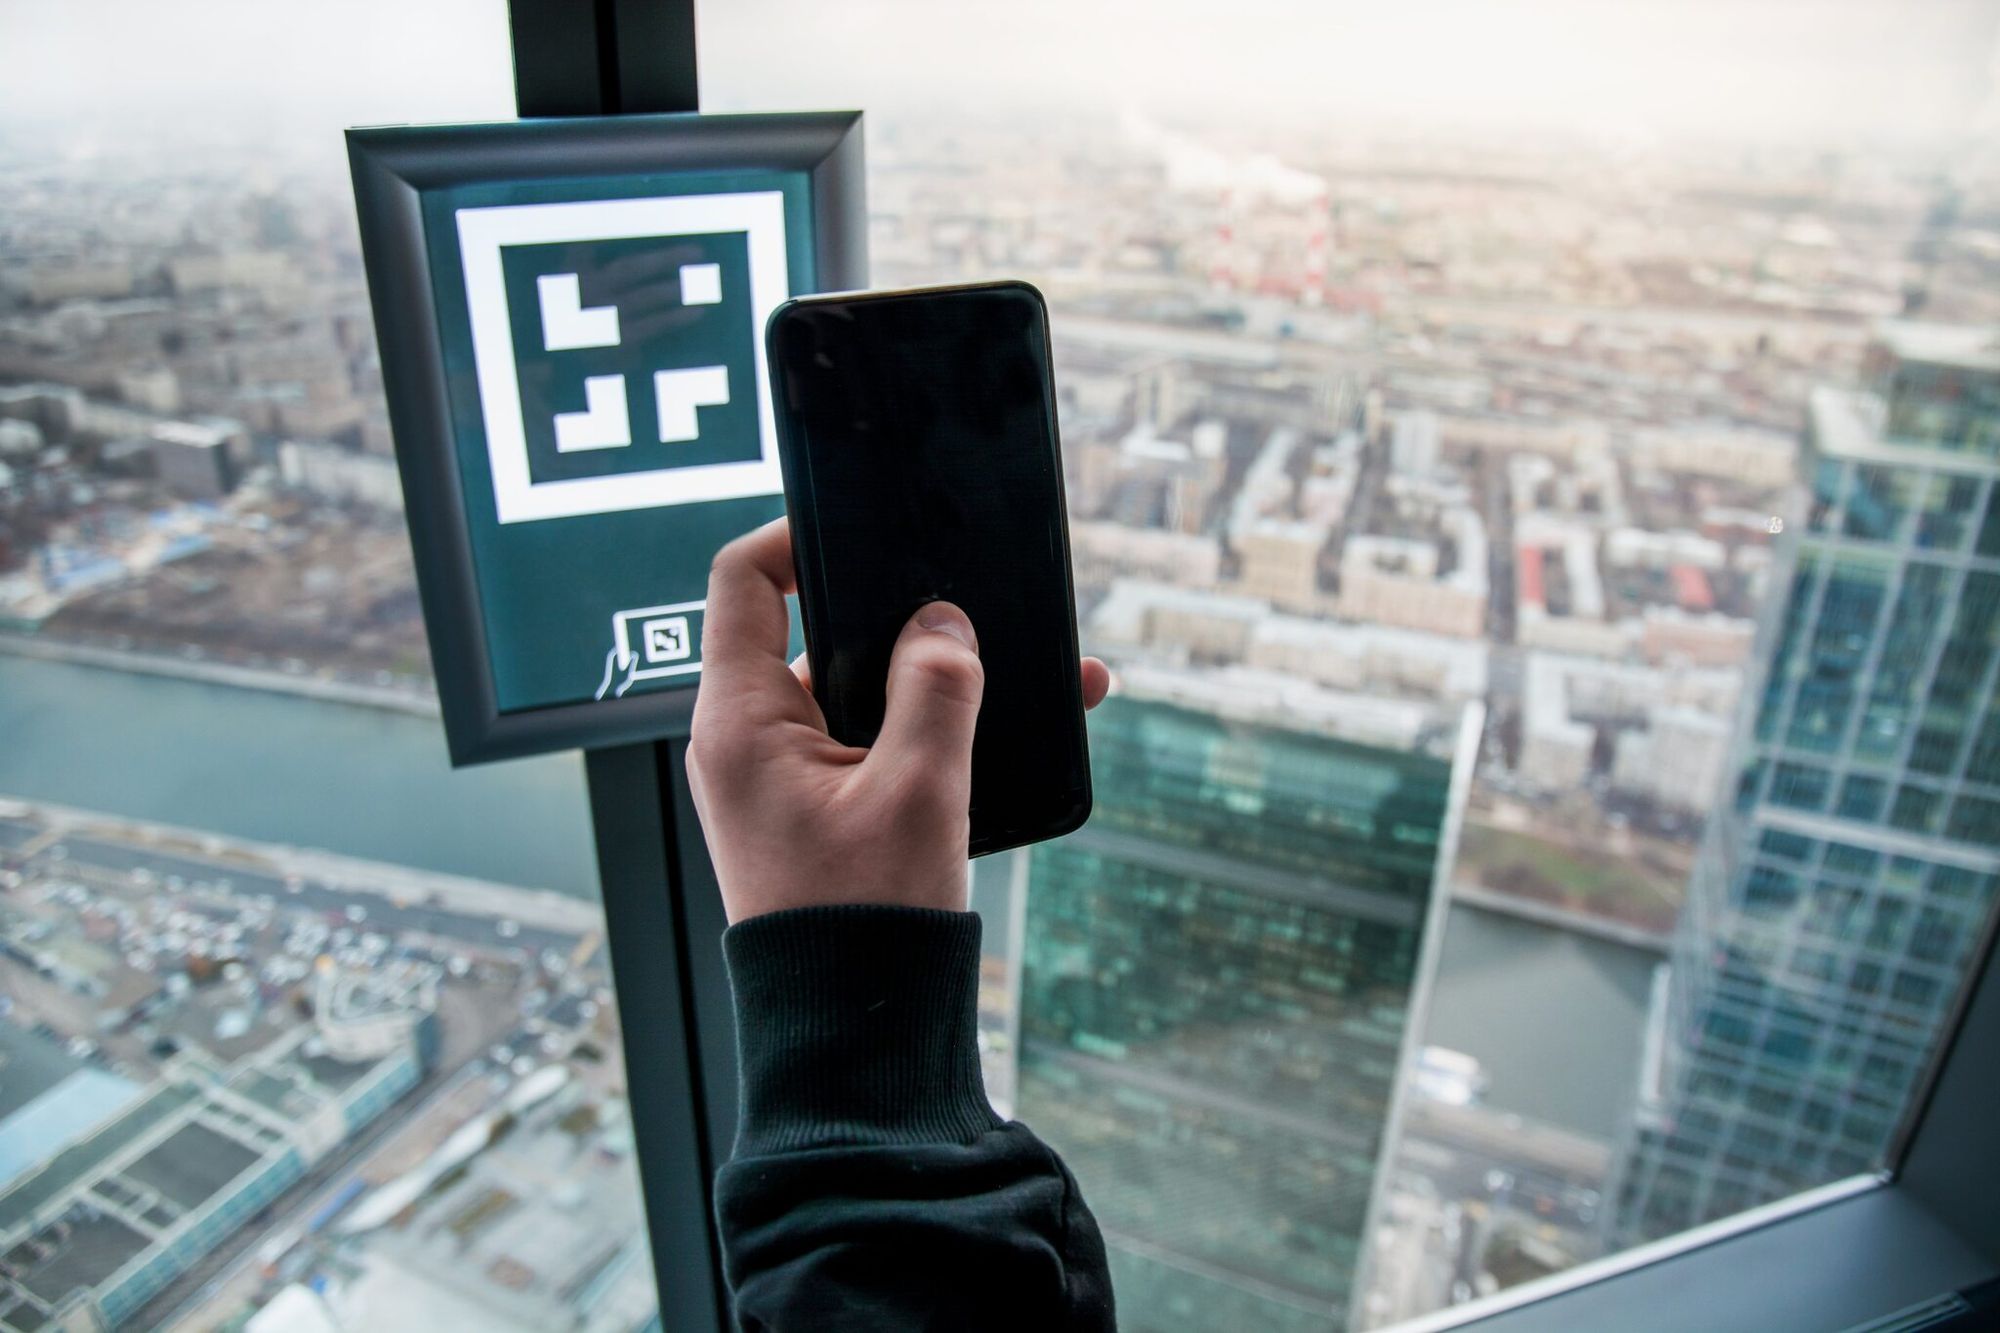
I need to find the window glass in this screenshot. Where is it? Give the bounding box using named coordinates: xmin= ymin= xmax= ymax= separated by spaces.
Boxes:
xmin=1978 ymin=484 xmax=2000 ymax=557
xmin=0 ymin=5 xmax=660 ymax=1330
xmin=1836 ymin=775 xmax=1888 ymax=822
xmin=1855 ymin=561 xmax=1951 ymax=762
xmin=1769 ymin=762 xmax=1831 ymax=812
xmin=6 ymin=2 xmax=1997 ymax=1331
xmin=1787 ymin=555 xmax=1891 ymax=753
xmin=1915 ymin=473 xmax=1981 ymax=551
xmin=1842 ymin=464 xmax=1917 ymax=543
xmin=705 ymin=1 xmax=2000 ymax=1325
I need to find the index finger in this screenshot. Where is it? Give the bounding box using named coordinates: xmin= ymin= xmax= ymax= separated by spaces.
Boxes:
xmin=696 ymin=517 xmax=815 ymax=723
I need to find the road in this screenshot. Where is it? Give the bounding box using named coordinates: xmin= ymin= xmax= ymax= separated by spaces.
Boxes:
xmin=1478 ymin=450 xmax=1517 ymax=648
xmin=43 ymin=832 xmax=583 ymax=960
xmin=1364 ymin=1111 xmax=1607 ymax=1328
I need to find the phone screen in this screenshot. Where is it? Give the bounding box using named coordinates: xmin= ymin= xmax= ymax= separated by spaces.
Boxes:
xmin=767 ymin=282 xmax=1091 ymax=853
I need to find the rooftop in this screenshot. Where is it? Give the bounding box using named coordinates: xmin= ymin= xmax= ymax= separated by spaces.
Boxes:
xmin=0 ymin=1023 xmax=87 ymax=1124
xmin=0 ymin=1024 xmax=143 ymax=1193
xmin=150 ymin=421 xmax=229 ymax=450
xmin=0 ymin=1084 xmax=196 ymax=1234
xmin=1092 ymin=578 xmax=1267 ymax=640
xmin=1879 ymin=320 xmax=2000 ymax=374
xmin=1248 ymin=614 xmax=1489 ymax=698
xmin=1809 ymin=385 xmax=1998 ymax=473
xmin=1119 ymin=662 xmax=1458 ymax=757
xmin=123 ymin=1121 xmax=260 ymax=1212
xmin=8 ymin=1207 xmax=150 ymax=1305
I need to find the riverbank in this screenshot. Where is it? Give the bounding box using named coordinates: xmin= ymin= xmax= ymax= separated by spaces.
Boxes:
xmin=0 ymin=653 xmax=597 ymax=896
xmin=0 ymin=648 xmax=1658 ymax=1142
xmin=6 ymin=796 xmax=604 ymax=936
xmin=1451 ymin=881 xmax=1672 ymax=954
xmin=0 ymin=630 xmax=440 ymax=718
xmin=0 ymin=632 xmax=1688 ymax=944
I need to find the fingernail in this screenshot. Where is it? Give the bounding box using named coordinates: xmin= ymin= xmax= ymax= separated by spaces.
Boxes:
xmin=917 ymin=603 xmax=976 ymax=650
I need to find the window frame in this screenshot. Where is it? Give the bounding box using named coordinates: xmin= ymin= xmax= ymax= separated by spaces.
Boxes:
xmin=346 ymin=110 xmax=866 ymax=764
xmin=472 ymin=6 xmax=2000 ymax=1329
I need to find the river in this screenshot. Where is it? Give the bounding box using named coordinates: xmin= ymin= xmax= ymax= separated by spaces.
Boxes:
xmin=0 ymin=651 xmax=1653 ymax=1140
xmin=1423 ymin=902 xmax=1658 ymax=1142
xmin=0 ymin=653 xmax=598 ymax=896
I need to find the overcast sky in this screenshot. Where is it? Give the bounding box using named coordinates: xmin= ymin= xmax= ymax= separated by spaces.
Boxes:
xmin=1 ymin=0 xmax=1995 ymax=149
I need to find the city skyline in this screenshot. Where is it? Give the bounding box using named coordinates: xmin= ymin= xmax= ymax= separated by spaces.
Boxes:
xmin=3 ymin=64 xmax=1998 ymax=1330
xmin=1 ymin=0 xmax=1997 ymax=152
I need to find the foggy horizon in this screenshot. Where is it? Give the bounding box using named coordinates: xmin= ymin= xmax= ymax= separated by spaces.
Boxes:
xmin=1 ymin=0 xmax=1996 ymax=157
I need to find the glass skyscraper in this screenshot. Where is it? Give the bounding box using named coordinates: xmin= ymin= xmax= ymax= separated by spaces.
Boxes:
xmin=1613 ymin=324 xmax=2000 ymax=1243
xmin=1011 ymin=690 xmax=1463 ymax=1332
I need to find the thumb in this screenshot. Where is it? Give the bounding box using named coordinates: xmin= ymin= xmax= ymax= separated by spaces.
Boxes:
xmin=869 ymin=601 xmax=984 ymax=778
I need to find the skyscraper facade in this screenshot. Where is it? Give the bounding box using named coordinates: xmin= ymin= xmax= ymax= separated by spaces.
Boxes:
xmin=1012 ymin=688 xmax=1463 ymax=1332
xmin=1614 ymin=324 xmax=2000 ymax=1244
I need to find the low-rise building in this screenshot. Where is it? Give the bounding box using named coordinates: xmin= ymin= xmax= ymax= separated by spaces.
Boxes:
xmin=1247 ymin=615 xmax=1489 ymax=703
xmin=1604 ymin=526 xmax=1727 ymax=572
xmin=1521 ymin=655 xmax=1597 ymax=791
xmin=1090 ymin=579 xmax=1264 ymax=660
xmin=1630 ymin=425 xmax=1798 ymax=489
xmin=1117 ymin=662 xmax=1446 ymax=754
xmin=150 ymin=421 xmax=238 ymax=500
xmin=1068 ymin=521 xmax=1221 ymax=589
xmin=1337 ymin=513 xmax=1487 ymax=639
xmin=1234 ymin=517 xmax=1328 ymax=610
xmin=1516 ymin=515 xmax=1621 ymax=655
xmin=1520 ymin=652 xmax=1740 ymax=794
xmin=1639 ymin=606 xmax=1757 ymax=667
xmin=1390 ymin=409 xmax=1441 ymax=475
xmin=0 ymin=976 xmax=433 ymax=1330
xmin=278 ymin=441 xmax=404 ymax=513
xmin=1611 ymin=707 xmax=1733 ymax=812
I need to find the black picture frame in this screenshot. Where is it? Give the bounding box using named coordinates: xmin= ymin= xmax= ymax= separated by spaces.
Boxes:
xmin=346 ymin=111 xmax=866 ymax=765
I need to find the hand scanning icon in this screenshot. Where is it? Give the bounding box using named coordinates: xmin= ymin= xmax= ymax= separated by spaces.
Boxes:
xmin=594 ymin=646 xmax=642 ymax=701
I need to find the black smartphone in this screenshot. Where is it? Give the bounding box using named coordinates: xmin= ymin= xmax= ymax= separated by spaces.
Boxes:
xmin=765 ymin=280 xmax=1091 ymax=855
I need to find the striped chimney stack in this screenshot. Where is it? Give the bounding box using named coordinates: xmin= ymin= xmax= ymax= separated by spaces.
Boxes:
xmin=1210 ymin=187 xmax=1239 ymax=293
xmin=1302 ymin=185 xmax=1330 ymax=307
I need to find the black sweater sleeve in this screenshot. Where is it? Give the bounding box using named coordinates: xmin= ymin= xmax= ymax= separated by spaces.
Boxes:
xmin=714 ymin=905 xmax=1116 ymax=1333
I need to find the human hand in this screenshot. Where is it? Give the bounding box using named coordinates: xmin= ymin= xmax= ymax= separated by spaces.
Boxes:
xmin=687 ymin=517 xmax=1111 ymax=924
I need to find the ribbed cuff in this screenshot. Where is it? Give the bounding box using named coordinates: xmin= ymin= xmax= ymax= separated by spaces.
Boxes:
xmin=722 ymin=904 xmax=1003 ymax=1157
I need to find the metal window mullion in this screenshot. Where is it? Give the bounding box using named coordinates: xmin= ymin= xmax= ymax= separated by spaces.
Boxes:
xmin=1761 ymin=523 xmax=1836 ymax=775
xmin=1820 ymin=530 xmax=1904 ymax=766
xmin=1939 ymin=568 xmax=2000 ymax=802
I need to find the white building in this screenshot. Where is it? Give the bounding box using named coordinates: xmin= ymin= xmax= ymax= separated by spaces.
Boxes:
xmin=1516 ymin=514 xmax=1624 ymax=656
xmin=1091 ymin=579 xmax=1266 ymax=659
xmin=1234 ymin=517 xmax=1329 ymax=610
xmin=1069 ymin=521 xmax=1222 ymax=588
xmin=1119 ymin=662 xmax=1439 ymax=753
xmin=151 ymin=420 xmax=236 ymax=499
xmin=1247 ymin=615 xmax=1488 ymax=702
xmin=1639 ymin=606 xmax=1757 ymax=668
xmin=1612 ymin=707 xmax=1734 ymax=812
xmin=1336 ymin=510 xmax=1488 ymax=639
xmin=1521 ymin=654 xmax=1597 ymax=791
xmin=278 ymin=440 xmax=405 ymax=512
xmin=1390 ymin=409 xmax=1441 ymax=475
xmin=1605 ymin=527 xmax=1728 ymax=572
xmin=1630 ymin=425 xmax=1798 ymax=489
xmin=1227 ymin=425 xmax=1300 ymax=534
xmin=1520 ymin=653 xmax=1739 ymax=793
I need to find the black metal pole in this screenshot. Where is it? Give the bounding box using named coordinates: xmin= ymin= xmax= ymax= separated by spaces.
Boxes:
xmin=505 ymin=4 xmax=736 ymax=1329
xmin=510 ymin=0 xmax=699 ymax=117
xmin=584 ymin=742 xmax=732 ymax=1329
